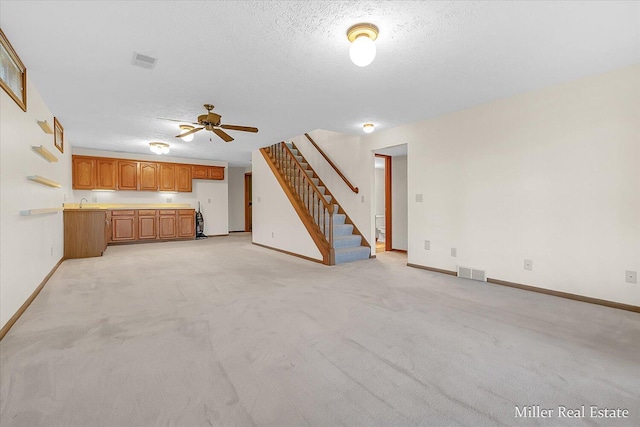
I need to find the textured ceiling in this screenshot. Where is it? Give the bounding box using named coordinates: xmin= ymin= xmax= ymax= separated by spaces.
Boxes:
xmin=1 ymin=1 xmax=639 ymax=166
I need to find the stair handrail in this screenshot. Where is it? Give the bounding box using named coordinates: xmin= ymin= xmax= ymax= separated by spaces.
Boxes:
xmin=304 ymin=133 xmax=359 ymax=194
xmin=267 ymin=141 xmax=334 ymax=249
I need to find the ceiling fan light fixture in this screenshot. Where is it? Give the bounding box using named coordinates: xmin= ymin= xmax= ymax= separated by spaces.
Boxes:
xmin=347 ymin=23 xmax=378 ymax=67
xmin=179 ymin=125 xmax=195 ymax=141
xmin=149 ymin=142 xmax=170 ymax=155
xmin=363 ymin=123 xmax=375 ymax=133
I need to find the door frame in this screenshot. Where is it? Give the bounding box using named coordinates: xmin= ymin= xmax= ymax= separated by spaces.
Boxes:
xmin=375 ymin=154 xmax=392 ymax=251
xmin=244 ymin=172 xmax=252 ymax=232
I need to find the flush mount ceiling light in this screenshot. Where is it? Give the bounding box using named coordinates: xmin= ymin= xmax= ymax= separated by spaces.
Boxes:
xmin=179 ymin=125 xmax=195 ymax=141
xmin=347 ymin=23 xmax=379 ymax=67
xmin=363 ymin=123 xmax=375 ymax=133
xmin=149 ymin=142 xmax=170 ymax=155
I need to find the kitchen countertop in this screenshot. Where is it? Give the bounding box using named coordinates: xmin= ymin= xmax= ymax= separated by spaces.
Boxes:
xmin=63 ymin=203 xmax=193 ymax=210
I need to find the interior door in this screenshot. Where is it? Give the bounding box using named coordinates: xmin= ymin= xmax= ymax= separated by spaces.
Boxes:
xmin=245 ymin=172 xmax=252 ymax=232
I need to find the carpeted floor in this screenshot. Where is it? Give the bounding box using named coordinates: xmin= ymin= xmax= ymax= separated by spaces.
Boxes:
xmin=1 ymin=233 xmax=639 ymax=426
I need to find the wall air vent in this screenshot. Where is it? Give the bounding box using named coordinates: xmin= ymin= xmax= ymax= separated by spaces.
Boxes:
xmin=132 ymin=52 xmax=157 ymax=69
xmin=457 ymin=266 xmax=487 ymax=282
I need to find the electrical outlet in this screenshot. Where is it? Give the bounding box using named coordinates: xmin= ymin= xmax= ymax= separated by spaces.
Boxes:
xmin=166 ymin=197 xmax=172 ymax=203
xmin=50 ymin=246 xmax=53 ymax=256
xmin=208 ymin=198 xmax=211 ymax=203
xmin=92 ymin=196 xmax=97 ymax=203
xmin=416 ymin=194 xmax=423 ymax=203
xmin=271 ymin=232 xmax=274 ymax=238
xmin=361 ymin=195 xmax=365 ymax=203
xmin=63 ymin=194 xmax=67 ymax=201
xmin=524 ymin=259 xmax=533 ymax=271
xmin=424 ymin=240 xmax=430 ymax=250
xmin=626 ymin=270 xmax=637 ymax=284
xmin=257 ymin=196 xmax=261 ymax=202
xmin=451 ymin=248 xmax=457 ymax=257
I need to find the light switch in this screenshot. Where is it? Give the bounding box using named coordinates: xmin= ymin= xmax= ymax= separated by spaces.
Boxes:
xmin=416 ymin=194 xmax=423 ymax=202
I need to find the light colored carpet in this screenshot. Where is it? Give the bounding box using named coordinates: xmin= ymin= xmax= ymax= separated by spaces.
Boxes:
xmin=1 ymin=233 xmax=639 ymax=426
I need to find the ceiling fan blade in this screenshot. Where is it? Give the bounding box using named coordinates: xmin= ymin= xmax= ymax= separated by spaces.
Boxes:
xmin=158 ymin=117 xmax=198 ymax=125
xmin=175 ymin=127 xmax=203 ymax=138
xmin=220 ymin=124 xmax=259 ymax=133
xmin=212 ymin=128 xmax=234 ymax=142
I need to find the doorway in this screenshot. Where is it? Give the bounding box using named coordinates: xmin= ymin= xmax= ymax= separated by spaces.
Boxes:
xmin=244 ymin=172 xmax=252 ymax=232
xmin=375 ymin=154 xmax=392 ymax=252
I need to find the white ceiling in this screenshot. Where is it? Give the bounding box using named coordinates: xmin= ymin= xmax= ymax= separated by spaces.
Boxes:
xmin=2 ymin=1 xmax=639 ymax=167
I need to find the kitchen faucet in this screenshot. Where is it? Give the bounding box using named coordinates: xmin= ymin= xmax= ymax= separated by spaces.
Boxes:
xmin=80 ymin=198 xmax=88 ymax=208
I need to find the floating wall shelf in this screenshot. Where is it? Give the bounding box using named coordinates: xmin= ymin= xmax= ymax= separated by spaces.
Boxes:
xmin=27 ymin=175 xmax=61 ymax=188
xmin=31 ymin=145 xmax=58 ymax=162
xmin=37 ymin=120 xmax=54 ymax=134
xmin=19 ymin=207 xmax=63 ymax=216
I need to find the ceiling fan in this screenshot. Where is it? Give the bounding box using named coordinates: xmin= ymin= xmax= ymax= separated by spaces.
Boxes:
xmin=159 ymin=104 xmax=258 ymax=142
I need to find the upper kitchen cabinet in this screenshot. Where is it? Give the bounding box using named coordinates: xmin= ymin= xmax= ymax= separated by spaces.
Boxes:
xmin=158 ymin=163 xmax=176 ymax=191
xmin=72 ymin=156 xmax=96 ymax=189
xmin=95 ymin=158 xmax=117 ymax=190
xmin=192 ymin=165 xmax=224 ymax=180
xmin=139 ymin=162 xmax=159 ymax=191
xmin=117 ymin=161 xmax=139 ymax=190
xmin=176 ymin=164 xmax=192 ymax=192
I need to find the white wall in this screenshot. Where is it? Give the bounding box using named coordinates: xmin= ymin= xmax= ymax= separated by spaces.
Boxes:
xmin=1 ymin=80 xmax=71 ymax=329
xmin=251 ymin=151 xmax=322 ymax=261
xmin=374 ymin=168 xmax=385 ymax=217
xmin=228 ymin=167 xmax=249 ymax=232
xmin=391 ymin=155 xmax=408 ymax=251
xmin=290 ymin=65 xmax=639 ymax=306
xmin=72 ymin=148 xmax=229 ymax=236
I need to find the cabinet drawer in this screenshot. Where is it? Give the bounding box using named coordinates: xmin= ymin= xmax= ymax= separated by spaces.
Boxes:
xmin=138 ymin=210 xmax=156 ymax=216
xmin=111 ymin=210 xmax=136 ymax=216
xmin=159 ymin=210 xmax=176 ymax=215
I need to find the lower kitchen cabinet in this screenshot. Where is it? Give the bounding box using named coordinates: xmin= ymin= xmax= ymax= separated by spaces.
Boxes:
xmin=110 ymin=210 xmax=137 ymax=242
xmin=178 ymin=210 xmax=196 ymax=238
xmin=158 ymin=210 xmax=177 ymax=239
xmin=64 ymin=210 xmax=108 ymax=259
xmin=138 ymin=210 xmax=157 ymax=240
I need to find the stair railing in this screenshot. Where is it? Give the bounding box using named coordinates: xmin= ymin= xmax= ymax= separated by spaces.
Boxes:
xmin=304 ymin=133 xmax=359 ymax=194
xmin=267 ymin=141 xmax=334 ymax=249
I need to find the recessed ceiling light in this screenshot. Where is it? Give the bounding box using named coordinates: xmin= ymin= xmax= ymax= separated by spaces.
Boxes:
xmin=347 ymin=23 xmax=379 ymax=67
xmin=363 ymin=123 xmax=375 ymax=133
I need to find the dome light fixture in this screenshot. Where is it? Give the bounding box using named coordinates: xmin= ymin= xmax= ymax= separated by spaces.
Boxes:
xmin=149 ymin=142 xmax=170 ymax=155
xmin=179 ymin=125 xmax=195 ymax=142
xmin=363 ymin=123 xmax=375 ymax=133
xmin=347 ymin=23 xmax=379 ymax=67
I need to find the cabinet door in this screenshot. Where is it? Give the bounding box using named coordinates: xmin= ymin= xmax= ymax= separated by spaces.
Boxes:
xmin=177 ymin=210 xmax=195 ymax=238
xmin=209 ymin=166 xmax=224 ymax=180
xmin=111 ymin=214 xmax=137 ymax=241
xmin=192 ymin=165 xmax=209 ymax=179
xmin=176 ymin=164 xmax=192 ymax=192
xmin=139 ymin=162 xmax=159 ymax=191
xmin=158 ymin=164 xmax=176 ymax=191
xmin=158 ymin=213 xmax=177 ymax=239
xmin=72 ymin=156 xmax=95 ymax=189
xmin=118 ymin=161 xmax=139 ymax=190
xmin=95 ymin=158 xmax=117 ymax=190
xmin=138 ymin=210 xmax=157 ymax=240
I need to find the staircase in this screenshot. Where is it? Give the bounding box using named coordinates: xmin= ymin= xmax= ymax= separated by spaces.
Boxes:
xmin=261 ymin=141 xmax=371 ymax=265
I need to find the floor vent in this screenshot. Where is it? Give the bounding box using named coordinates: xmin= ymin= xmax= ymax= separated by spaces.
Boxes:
xmin=458 ymin=266 xmax=487 ymax=282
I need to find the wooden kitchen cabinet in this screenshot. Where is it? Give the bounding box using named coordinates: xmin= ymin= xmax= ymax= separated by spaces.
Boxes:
xmin=176 ymin=164 xmax=192 ymax=192
xmin=138 ymin=210 xmax=157 ymax=240
xmin=158 ymin=164 xmax=176 ymax=191
xmin=117 ymin=160 xmax=139 ymax=190
xmin=64 ymin=210 xmax=107 ymax=259
xmin=177 ymin=210 xmax=196 ymax=238
xmin=158 ymin=210 xmax=177 ymax=239
xmin=110 ymin=210 xmax=137 ymax=242
xmin=139 ymin=162 xmax=159 ymax=191
xmin=192 ymin=165 xmax=224 ymax=180
xmin=72 ymin=156 xmax=96 ymax=189
xmin=95 ymin=158 xmax=117 ymax=190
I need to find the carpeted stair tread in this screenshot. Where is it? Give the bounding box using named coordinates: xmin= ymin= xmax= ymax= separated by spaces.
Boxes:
xmin=332 ymin=224 xmax=354 ymax=237
xmin=335 ymin=246 xmax=371 ymax=264
xmin=333 ymin=234 xmax=362 ymax=248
